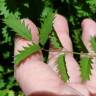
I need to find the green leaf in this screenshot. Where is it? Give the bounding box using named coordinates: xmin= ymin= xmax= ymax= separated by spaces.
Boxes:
xmin=3 ymin=14 xmax=32 ymax=41
xmin=7 ymin=77 xmax=16 ymax=89
xmin=72 ymin=29 xmax=88 ymax=52
xmin=3 ymin=51 xmax=10 ymax=59
xmin=2 ymin=26 xmax=11 ymax=44
xmin=57 ymin=54 xmax=69 ymax=82
xmin=0 ymin=90 xmax=7 ymax=96
xmin=90 ymin=37 xmax=96 ymax=52
xmin=8 ymin=90 xmax=15 ymax=96
xmin=0 ymin=80 xmax=5 ymax=89
xmin=40 ymin=11 xmax=54 ymax=46
xmin=80 ymin=56 xmax=92 ymax=81
xmin=14 ymin=44 xmax=40 ymax=65
xmin=0 ymin=65 xmax=4 ymax=73
xmin=0 ymin=0 xmax=10 ymax=17
xmin=50 ymin=31 xmax=62 ymax=48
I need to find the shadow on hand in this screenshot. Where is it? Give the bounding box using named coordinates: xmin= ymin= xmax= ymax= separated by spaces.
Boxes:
xmin=29 ymin=91 xmax=77 ymax=96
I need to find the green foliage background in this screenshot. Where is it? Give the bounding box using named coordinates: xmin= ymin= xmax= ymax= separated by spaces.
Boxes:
xmin=0 ymin=0 xmax=96 ymax=95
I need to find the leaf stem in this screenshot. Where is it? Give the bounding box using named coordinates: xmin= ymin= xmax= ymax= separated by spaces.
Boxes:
xmin=42 ymin=48 xmax=96 ymax=58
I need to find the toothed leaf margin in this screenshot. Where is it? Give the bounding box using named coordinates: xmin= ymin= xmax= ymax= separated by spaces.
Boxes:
xmin=80 ymin=56 xmax=92 ymax=81
xmin=40 ymin=11 xmax=55 ymax=46
xmin=57 ymin=54 xmax=69 ymax=82
xmin=3 ymin=14 xmax=32 ymax=41
xmin=14 ymin=44 xmax=40 ymax=65
xmin=90 ymin=37 xmax=96 ymax=52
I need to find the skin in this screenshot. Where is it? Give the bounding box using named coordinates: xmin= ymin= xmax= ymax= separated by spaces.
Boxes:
xmin=14 ymin=14 xmax=96 ymax=96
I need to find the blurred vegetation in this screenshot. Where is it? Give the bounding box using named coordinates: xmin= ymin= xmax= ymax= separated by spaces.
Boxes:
xmin=0 ymin=0 xmax=96 ymax=95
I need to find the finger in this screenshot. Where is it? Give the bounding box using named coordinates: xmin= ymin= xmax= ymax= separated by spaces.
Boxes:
xmin=48 ymin=14 xmax=81 ymax=83
xmin=82 ymin=19 xmax=96 ymax=52
xmin=14 ymin=19 xmax=69 ymax=96
xmin=53 ymin=14 xmax=72 ymax=51
xmin=48 ymin=14 xmax=72 ymax=72
xmin=81 ymin=19 xmax=96 ymax=93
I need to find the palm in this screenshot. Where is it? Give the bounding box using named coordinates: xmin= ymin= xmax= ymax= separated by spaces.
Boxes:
xmin=14 ymin=14 xmax=96 ymax=96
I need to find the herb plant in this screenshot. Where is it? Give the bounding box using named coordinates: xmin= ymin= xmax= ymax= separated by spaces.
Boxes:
xmin=1 ymin=0 xmax=96 ymax=95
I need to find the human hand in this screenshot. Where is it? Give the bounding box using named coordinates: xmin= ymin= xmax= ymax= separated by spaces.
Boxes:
xmin=14 ymin=14 xmax=96 ymax=96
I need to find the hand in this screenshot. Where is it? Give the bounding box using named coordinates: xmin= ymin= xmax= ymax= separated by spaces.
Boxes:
xmin=14 ymin=14 xmax=96 ymax=96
